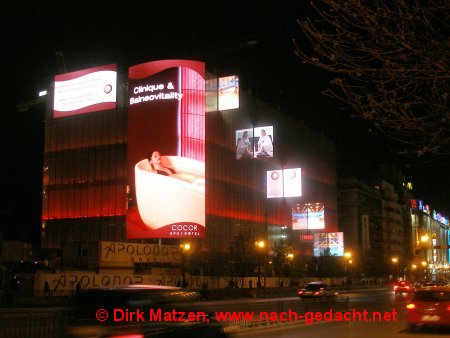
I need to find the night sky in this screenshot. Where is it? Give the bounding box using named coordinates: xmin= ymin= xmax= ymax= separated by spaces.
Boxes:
xmin=1 ymin=1 xmax=448 ymax=243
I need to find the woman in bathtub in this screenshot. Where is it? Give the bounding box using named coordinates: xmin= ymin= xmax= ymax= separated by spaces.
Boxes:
xmin=145 ymin=150 xmax=175 ymax=176
xmin=144 ymin=150 xmax=205 ymax=186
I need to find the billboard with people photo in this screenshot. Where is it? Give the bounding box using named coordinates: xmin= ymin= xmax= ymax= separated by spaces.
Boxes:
xmin=127 ymin=60 xmax=205 ymax=239
xmin=253 ymin=126 xmax=274 ymax=158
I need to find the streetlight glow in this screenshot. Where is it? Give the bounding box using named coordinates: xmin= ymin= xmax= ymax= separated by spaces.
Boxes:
xmin=180 ymin=242 xmax=191 ymax=251
xmin=255 ymin=240 xmax=266 ymax=249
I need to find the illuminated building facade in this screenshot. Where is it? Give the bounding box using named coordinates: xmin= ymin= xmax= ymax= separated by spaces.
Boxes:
xmin=40 ymin=61 xmax=338 ymax=267
xmin=338 ymin=176 xmax=449 ymax=280
xmin=410 ymin=199 xmax=449 ymax=281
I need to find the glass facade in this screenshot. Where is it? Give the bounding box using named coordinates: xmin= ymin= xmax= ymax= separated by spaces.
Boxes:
xmin=41 ymin=65 xmax=338 ymax=258
xmin=42 ymin=108 xmax=127 ymax=248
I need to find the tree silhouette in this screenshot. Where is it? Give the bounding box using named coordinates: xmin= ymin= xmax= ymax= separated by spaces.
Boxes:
xmin=295 ymin=0 xmax=449 ymax=158
xmin=229 ymin=230 xmax=259 ymax=278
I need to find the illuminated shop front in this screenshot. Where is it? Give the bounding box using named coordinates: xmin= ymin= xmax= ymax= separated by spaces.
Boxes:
xmin=410 ymin=199 xmax=450 ymax=281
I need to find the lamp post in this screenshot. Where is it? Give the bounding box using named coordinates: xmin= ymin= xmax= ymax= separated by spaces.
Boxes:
xmin=180 ymin=242 xmax=191 ymax=288
xmin=344 ymin=252 xmax=352 ymax=286
xmin=420 ymin=260 xmax=428 ymax=280
xmin=420 ymin=234 xmax=429 ymax=279
xmin=255 ymin=240 xmax=267 ymax=296
xmin=391 ymin=257 xmax=398 ymax=281
xmin=285 ymin=253 xmax=294 ymax=285
xmin=411 ymin=264 xmax=417 ymax=280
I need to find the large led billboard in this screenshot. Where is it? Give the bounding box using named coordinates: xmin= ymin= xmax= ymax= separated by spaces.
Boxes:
xmin=218 ymin=75 xmax=239 ymax=110
xmin=292 ymin=202 xmax=325 ymax=230
xmin=53 ymin=64 xmax=117 ymax=118
xmin=267 ymin=168 xmax=302 ymax=198
xmin=313 ymin=232 xmax=344 ymax=257
xmin=236 ymin=126 xmax=274 ymax=160
xmin=127 ymin=60 xmax=205 ymax=239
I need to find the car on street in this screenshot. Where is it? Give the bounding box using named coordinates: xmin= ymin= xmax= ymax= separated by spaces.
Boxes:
xmin=393 ymin=281 xmax=414 ymax=294
xmin=65 ymin=284 xmax=228 ymax=337
xmin=297 ymin=281 xmax=338 ymax=300
xmin=406 ymin=286 xmax=450 ymax=331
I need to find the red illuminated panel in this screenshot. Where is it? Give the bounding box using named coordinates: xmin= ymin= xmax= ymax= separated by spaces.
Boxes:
xmin=127 ymin=60 xmax=205 ymax=239
xmin=180 ymin=67 xmax=205 ymax=161
xmin=53 ymin=64 xmax=117 ymax=118
xmin=300 ymin=234 xmax=314 ymax=241
xmin=42 ymin=184 xmax=126 ymax=220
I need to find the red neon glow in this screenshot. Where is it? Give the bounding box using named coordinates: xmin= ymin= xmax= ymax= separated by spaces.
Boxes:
xmin=180 ymin=67 xmax=205 ymax=161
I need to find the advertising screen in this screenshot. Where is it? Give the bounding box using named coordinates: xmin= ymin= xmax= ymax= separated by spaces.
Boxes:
xmin=292 ymin=202 xmax=325 ymax=230
xmin=218 ymin=75 xmax=239 ymax=110
xmin=53 ymin=64 xmax=117 ymax=118
xmin=235 ymin=128 xmax=254 ymax=159
xmin=254 ymin=126 xmax=274 ymax=158
xmin=267 ymin=170 xmax=283 ymax=198
xmin=127 ymin=60 xmax=205 ymax=239
xmin=283 ymin=168 xmax=302 ymax=197
xmin=313 ymin=232 xmax=344 ymax=257
xmin=267 ymin=168 xmax=302 ymax=198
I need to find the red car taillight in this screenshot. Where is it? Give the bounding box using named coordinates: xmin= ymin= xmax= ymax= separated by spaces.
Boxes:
xmin=298 ymin=291 xmax=304 ymax=295
xmin=314 ymin=291 xmax=320 ymax=295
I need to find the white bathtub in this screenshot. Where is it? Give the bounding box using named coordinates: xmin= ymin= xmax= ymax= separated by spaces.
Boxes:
xmin=134 ymin=156 xmax=205 ymax=230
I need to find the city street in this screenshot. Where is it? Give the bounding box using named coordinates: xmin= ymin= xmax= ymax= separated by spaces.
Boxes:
xmin=1 ymin=288 xmax=450 ymax=337
xmin=229 ymin=291 xmax=450 ymax=338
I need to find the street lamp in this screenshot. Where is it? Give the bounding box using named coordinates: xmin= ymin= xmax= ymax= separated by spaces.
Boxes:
xmin=181 ymin=242 xmax=191 ymax=251
xmin=180 ymin=242 xmax=191 ymax=288
xmin=255 ymin=240 xmax=267 ymax=295
xmin=420 ymin=234 xmax=429 ymax=243
xmin=391 ymin=257 xmax=399 ymax=280
xmin=344 ymin=252 xmax=352 ymax=286
xmin=420 ymin=234 xmax=429 ymax=279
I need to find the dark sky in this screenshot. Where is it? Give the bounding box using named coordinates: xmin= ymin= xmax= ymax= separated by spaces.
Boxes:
xmin=1 ymin=1 xmax=448 ymax=242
